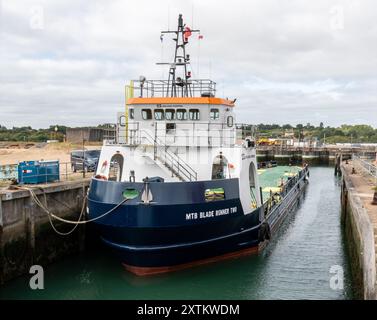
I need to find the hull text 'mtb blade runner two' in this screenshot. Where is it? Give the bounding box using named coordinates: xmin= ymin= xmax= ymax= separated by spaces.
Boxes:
xmin=87 ymin=14 xmax=309 ymax=276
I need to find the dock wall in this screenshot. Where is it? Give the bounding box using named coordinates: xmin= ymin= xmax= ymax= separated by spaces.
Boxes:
xmin=0 ymin=179 xmax=90 ymax=284
xmin=341 ymin=164 xmax=376 ymax=299
xmin=257 ymin=146 xmax=375 ymax=162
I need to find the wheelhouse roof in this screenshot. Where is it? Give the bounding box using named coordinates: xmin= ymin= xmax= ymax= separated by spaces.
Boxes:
xmin=126 ymin=97 xmax=235 ymax=107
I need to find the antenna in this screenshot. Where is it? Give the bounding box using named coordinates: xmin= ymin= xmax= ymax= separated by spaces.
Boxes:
xmin=167 ymin=6 xmax=169 ymax=30
xmin=191 ymin=4 xmax=194 ymax=29
xmin=158 ymin=14 xmax=200 ymax=97
xmin=197 ymin=34 xmax=201 ymax=78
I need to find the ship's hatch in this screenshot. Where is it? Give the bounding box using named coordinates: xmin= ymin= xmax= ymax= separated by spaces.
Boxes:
xmin=211 ymin=153 xmax=228 ymax=180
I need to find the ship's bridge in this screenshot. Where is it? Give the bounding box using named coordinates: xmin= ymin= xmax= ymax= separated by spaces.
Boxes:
xmin=117 ymin=79 xmax=237 ymax=148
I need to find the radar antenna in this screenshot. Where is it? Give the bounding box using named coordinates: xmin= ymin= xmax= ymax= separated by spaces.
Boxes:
xmin=157 ymin=14 xmax=200 ymax=97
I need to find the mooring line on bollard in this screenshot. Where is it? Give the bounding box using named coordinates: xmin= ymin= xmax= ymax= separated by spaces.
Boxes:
xmin=32 ymin=187 xmax=86 ymax=236
xmin=13 ymin=186 xmax=129 ymax=236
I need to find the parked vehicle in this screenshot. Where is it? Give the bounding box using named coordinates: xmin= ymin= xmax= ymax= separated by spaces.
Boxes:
xmin=70 ymin=150 xmax=100 ymax=173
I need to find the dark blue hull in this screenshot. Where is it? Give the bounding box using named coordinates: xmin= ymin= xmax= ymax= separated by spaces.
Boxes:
xmin=87 ymin=178 xmax=262 ymax=274
xmin=87 ymin=166 xmax=309 ymax=275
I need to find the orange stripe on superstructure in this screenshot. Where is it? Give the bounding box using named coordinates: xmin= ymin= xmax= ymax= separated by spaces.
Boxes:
xmin=127 ymin=97 xmax=235 ymax=107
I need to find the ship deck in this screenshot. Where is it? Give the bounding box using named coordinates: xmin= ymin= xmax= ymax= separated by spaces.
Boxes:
xmin=258 ymin=165 xmax=303 ymax=202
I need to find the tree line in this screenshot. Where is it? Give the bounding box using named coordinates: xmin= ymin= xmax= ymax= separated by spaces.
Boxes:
xmin=1 ymin=123 xmax=377 ymax=143
xmin=0 ymin=125 xmax=67 ymax=142
xmin=256 ymin=123 xmax=377 ymax=143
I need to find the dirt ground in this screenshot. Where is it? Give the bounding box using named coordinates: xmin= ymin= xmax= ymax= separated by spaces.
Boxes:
xmin=0 ymin=142 xmax=101 ymax=166
xmin=0 ymin=143 xmax=102 ymax=188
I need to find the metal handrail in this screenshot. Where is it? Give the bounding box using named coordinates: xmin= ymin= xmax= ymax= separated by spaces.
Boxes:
xmin=266 ymin=165 xmax=309 ymax=226
xmin=130 ymin=79 xmax=216 ymax=98
xmin=140 ymin=129 xmax=198 ymax=181
xmin=352 ymin=154 xmax=377 ymax=179
xmin=117 ymin=121 xmax=236 ymax=147
xmin=0 ymin=162 xmax=95 ymax=183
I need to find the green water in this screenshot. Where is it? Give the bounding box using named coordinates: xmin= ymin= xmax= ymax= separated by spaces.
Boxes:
xmin=0 ymin=166 xmax=353 ymax=299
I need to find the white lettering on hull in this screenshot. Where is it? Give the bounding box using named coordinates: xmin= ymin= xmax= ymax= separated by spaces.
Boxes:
xmin=185 ymin=207 xmax=237 ymax=220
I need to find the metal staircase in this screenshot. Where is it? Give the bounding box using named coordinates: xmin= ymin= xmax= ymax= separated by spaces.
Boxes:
xmin=140 ymin=130 xmax=198 ymax=182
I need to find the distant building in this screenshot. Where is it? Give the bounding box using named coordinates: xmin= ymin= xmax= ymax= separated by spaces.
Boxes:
xmin=284 ymin=129 xmax=295 ymax=138
xmin=235 ymin=124 xmax=256 ymax=142
xmin=66 ymin=127 xmax=104 ymax=143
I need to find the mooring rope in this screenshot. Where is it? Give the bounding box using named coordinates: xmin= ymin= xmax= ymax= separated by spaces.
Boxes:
xmin=31 ymin=187 xmax=86 ymax=236
xmin=13 ymin=186 xmax=128 ymax=236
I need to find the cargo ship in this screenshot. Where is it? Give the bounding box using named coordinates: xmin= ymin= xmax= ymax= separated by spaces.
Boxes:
xmin=87 ymin=14 xmax=309 ymax=275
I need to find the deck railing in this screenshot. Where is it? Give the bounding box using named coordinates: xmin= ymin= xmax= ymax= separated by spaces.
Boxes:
xmin=0 ymin=162 xmax=94 ymax=185
xmin=140 ymin=129 xmax=198 ymax=181
xmin=352 ymin=154 xmax=377 ymax=181
xmin=116 ymin=121 xmax=236 ymax=147
xmin=130 ymin=79 xmax=216 ymax=98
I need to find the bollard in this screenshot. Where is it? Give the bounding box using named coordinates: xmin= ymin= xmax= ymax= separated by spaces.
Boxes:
xmin=334 ymin=154 xmax=341 ymax=176
xmin=372 ymin=188 xmax=377 ymax=205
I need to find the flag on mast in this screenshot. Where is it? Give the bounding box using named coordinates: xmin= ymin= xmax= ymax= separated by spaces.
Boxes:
xmin=184 ymin=26 xmax=192 ymax=41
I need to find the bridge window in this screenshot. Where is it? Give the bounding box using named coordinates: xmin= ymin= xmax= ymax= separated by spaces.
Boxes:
xmin=142 ymin=109 xmax=152 ymax=120
xmin=154 ymin=109 xmax=164 ymax=120
xmin=189 ymin=109 xmax=200 ymax=120
xmin=120 ymin=111 xmax=134 ymax=125
xmin=176 ymin=109 xmax=187 ymax=120
xmin=210 ymin=108 xmax=219 ymax=120
xmin=227 ymin=116 xmax=233 ymax=127
xmin=165 ymin=109 xmax=175 ymax=120
xmin=166 ymin=123 xmax=176 ymax=133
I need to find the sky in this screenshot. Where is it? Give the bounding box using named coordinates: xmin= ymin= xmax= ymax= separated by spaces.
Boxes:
xmin=0 ymin=0 xmax=376 ymax=128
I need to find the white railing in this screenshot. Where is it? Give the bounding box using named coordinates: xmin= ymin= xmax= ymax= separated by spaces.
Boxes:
xmin=140 ymin=130 xmax=198 ymax=182
xmin=352 ymin=154 xmax=377 ymax=180
xmin=116 ymin=121 xmax=236 ymax=147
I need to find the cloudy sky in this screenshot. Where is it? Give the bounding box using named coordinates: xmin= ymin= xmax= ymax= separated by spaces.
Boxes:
xmin=0 ymin=0 xmax=376 ymax=128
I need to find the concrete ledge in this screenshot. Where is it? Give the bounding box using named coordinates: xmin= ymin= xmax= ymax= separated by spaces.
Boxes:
xmin=341 ymin=164 xmax=376 ymax=299
xmin=0 ymin=179 xmax=91 ymax=284
xmin=0 ymin=178 xmax=91 ymax=201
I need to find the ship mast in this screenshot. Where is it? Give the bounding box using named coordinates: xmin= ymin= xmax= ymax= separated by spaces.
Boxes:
xmin=158 ymin=14 xmax=200 ymax=97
